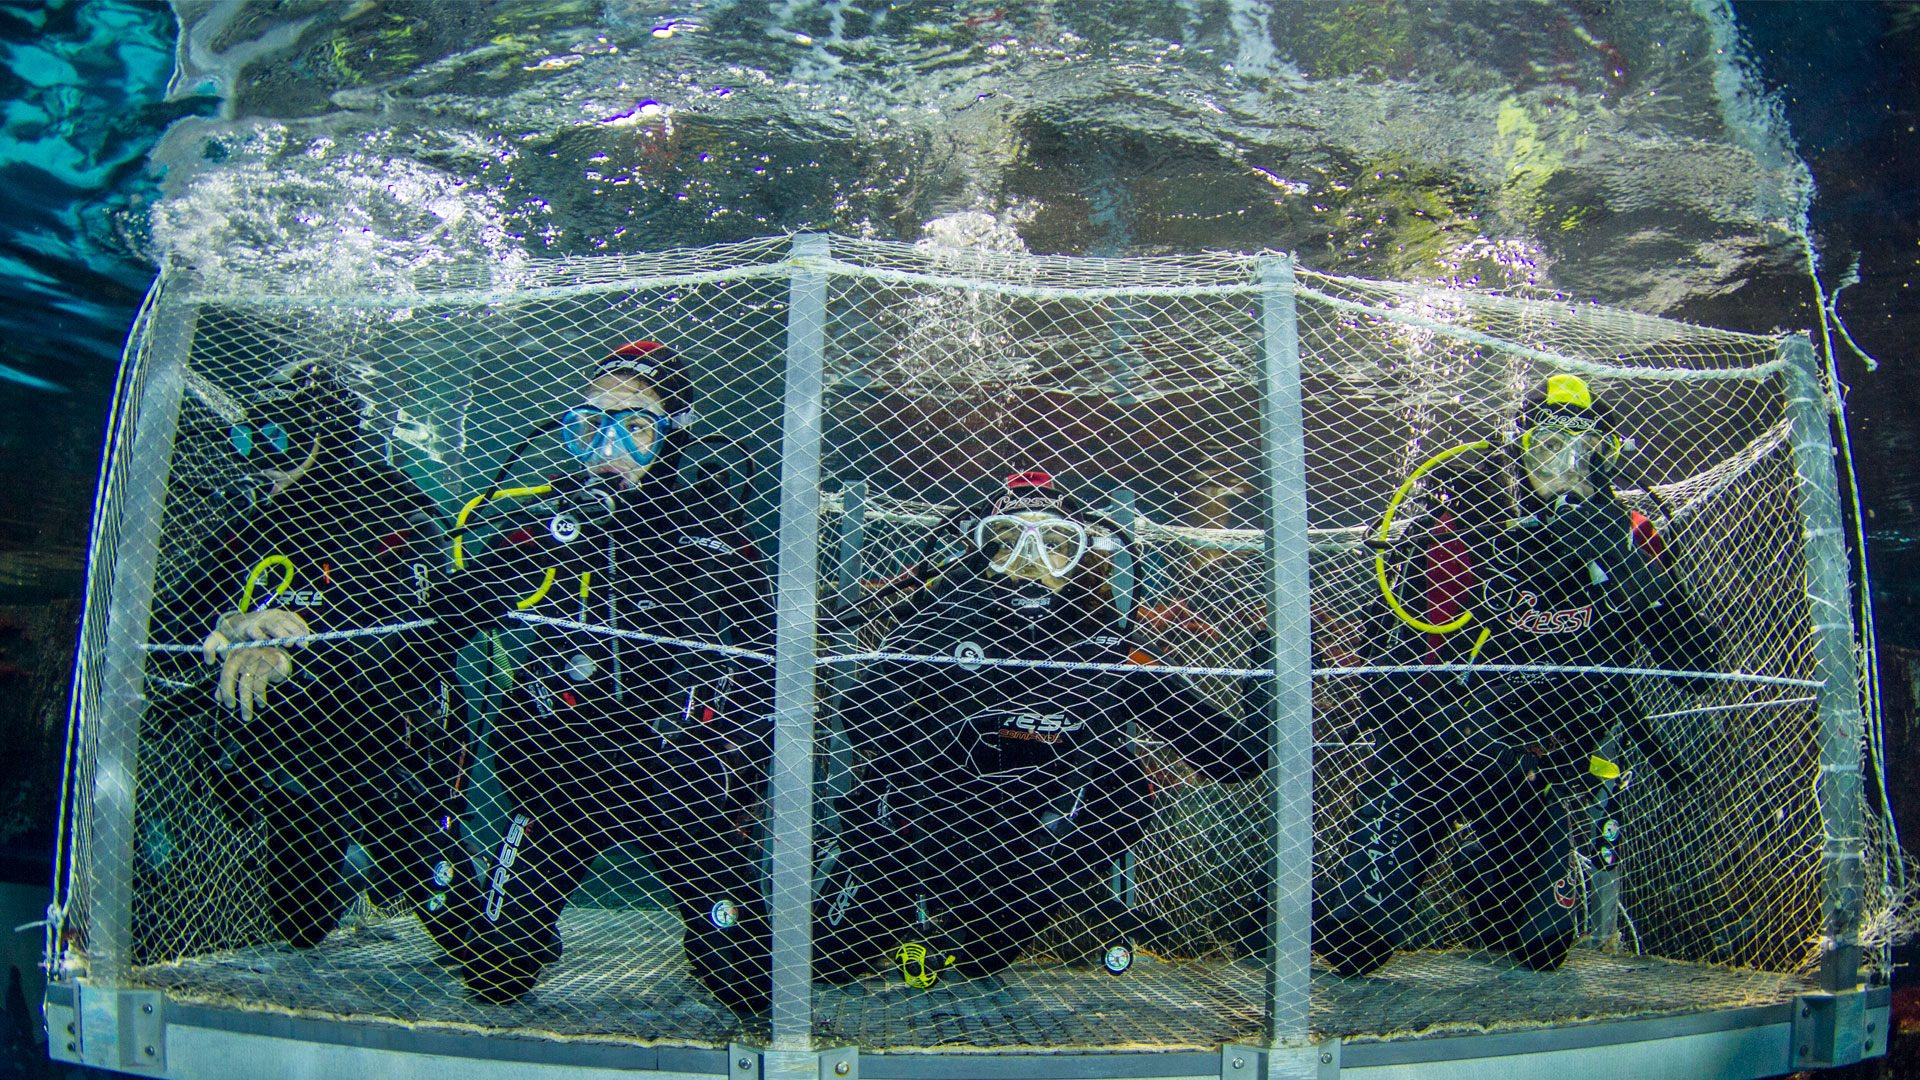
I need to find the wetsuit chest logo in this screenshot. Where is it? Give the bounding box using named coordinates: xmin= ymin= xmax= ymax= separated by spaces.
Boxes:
xmin=263 ymin=589 xmax=326 ymax=610
xmin=1505 ymin=590 xmax=1592 ymax=634
xmin=995 ymin=710 xmax=1083 ymax=744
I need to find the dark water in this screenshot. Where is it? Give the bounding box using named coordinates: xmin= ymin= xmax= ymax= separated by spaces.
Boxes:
xmin=0 ymin=1 xmax=1895 ymax=611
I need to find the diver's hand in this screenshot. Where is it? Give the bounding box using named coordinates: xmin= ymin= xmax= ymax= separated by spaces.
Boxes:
xmin=200 ymin=609 xmax=311 ymax=665
xmin=218 ymin=646 xmax=295 ymax=721
xmin=1541 ymin=497 xmax=1665 ymax=612
xmin=1540 ymin=496 xmax=1633 ymax=572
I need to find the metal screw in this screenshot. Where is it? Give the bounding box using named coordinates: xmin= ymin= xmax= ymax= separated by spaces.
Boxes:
xmin=142 ymin=1003 xmax=154 ymax=1015
xmin=739 ymin=1057 xmax=752 ymax=1071
xmin=1869 ymin=1022 xmax=1877 ymax=1033
xmin=1801 ymin=1006 xmax=1811 ymax=1019
xmin=144 ymin=1045 xmax=155 ymax=1057
xmin=64 ymin=1042 xmax=74 ymax=1054
xmin=64 ymin=1022 xmax=73 ymax=1035
xmin=835 ymin=1062 xmax=850 ymax=1076
xmin=1232 ymin=1057 xmax=1244 ymax=1070
xmin=1321 ymin=1052 xmax=1333 ymax=1064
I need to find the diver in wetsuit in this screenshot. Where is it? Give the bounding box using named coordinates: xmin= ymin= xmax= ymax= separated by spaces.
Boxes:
xmin=810 ymin=471 xmax=1264 ymax=989
xmin=150 ymin=365 xmax=472 ymax=953
xmin=430 ymin=341 xmax=775 ymax=1009
xmin=1314 ymin=374 xmax=1721 ymax=977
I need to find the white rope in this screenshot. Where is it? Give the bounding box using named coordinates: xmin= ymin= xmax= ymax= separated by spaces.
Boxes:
xmin=1639 ymin=695 xmax=1819 ymax=722
xmin=506 ymin=612 xmax=775 ymax=662
xmin=142 ymin=617 xmax=1824 ymax=690
xmin=1310 ymin=663 xmax=1822 ymax=688
xmin=1292 ymin=282 xmax=1790 ymax=383
xmin=816 ymin=649 xmax=1275 ymax=678
xmin=141 ymin=618 xmax=440 ymax=654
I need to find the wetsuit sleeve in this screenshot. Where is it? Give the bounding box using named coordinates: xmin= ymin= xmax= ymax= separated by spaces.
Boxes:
xmin=1627 ymin=514 xmax=1722 ymax=691
xmin=717 ymin=520 xmax=776 ymax=722
xmin=1123 ymin=658 xmax=1265 ymax=784
xmin=839 ymin=655 xmax=934 ymax=785
xmin=425 ymin=524 xmax=559 ymax=647
xmin=270 ymin=470 xmax=442 ymax=699
xmin=144 ymin=516 xmax=258 ymax=678
xmin=1354 ymin=520 xmax=1465 ymax=754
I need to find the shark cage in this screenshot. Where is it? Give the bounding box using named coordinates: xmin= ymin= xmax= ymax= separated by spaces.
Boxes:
xmin=44 ymin=235 xmax=1895 ymax=1079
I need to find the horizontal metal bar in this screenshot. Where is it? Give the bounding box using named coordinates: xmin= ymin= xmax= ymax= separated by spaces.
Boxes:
xmin=158 ymin=997 xmax=724 ymax=1073
xmin=184 ymin=261 xmax=794 ymax=309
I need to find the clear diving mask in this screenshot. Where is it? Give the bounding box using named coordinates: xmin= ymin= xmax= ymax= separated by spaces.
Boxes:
xmin=974 ymin=513 xmax=1090 ymax=578
xmin=1519 ymin=416 xmax=1606 ymax=497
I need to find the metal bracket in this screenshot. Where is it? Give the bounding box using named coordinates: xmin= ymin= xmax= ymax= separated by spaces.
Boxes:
xmin=730 ymin=1043 xmax=859 ymax=1080
xmin=44 ymin=987 xmax=79 ymax=1065
xmin=1222 ymin=1040 xmax=1339 ymax=1080
xmin=1792 ymin=989 xmax=1877 ymax=1069
xmin=51 ymin=986 xmax=165 ymax=1073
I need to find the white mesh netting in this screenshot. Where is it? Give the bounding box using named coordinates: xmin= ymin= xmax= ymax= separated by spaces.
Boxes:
xmin=52 ymin=235 xmax=1887 ymax=1052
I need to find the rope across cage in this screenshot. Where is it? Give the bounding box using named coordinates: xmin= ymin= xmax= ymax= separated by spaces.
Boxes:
xmin=49 ymin=235 xmax=1883 ymax=1062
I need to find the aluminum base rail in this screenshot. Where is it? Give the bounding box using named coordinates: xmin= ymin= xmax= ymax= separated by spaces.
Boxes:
xmin=46 ymin=982 xmax=1890 ymax=1080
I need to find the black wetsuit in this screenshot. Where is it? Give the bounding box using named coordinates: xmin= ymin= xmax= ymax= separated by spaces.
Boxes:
xmin=1315 ymin=493 xmax=1719 ymax=975
xmin=149 ymin=459 xmax=468 ymax=951
xmin=432 ymin=470 xmax=773 ymax=1006
xmin=817 ymin=562 xmax=1263 ymax=983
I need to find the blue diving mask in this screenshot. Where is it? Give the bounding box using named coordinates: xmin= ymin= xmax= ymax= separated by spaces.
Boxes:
xmin=229 ymin=421 xmax=290 ymax=459
xmin=227 ymin=420 xmax=303 ymax=472
xmin=561 ymin=406 xmax=673 ymax=468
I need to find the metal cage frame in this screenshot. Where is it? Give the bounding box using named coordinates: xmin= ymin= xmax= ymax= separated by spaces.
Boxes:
xmin=44 ymin=235 xmax=1887 ymax=1080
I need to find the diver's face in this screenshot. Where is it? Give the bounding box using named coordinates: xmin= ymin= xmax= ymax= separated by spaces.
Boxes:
xmin=578 ymin=373 xmax=667 ymax=489
xmin=978 ymin=511 xmax=1088 ymax=592
xmin=1521 ymin=423 xmax=1598 ymax=500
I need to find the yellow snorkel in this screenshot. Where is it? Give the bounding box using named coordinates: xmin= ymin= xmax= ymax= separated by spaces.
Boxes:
xmin=452 ymin=485 xmax=554 ymax=569
xmin=1373 ymin=441 xmax=1490 ymax=636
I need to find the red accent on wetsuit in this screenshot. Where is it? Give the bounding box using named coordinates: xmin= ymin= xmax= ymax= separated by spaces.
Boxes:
xmin=1628 ymin=510 xmax=1666 ymax=563
xmin=1423 ymin=514 xmax=1475 ymax=663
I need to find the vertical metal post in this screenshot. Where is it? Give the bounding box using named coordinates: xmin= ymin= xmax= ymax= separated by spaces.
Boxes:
xmin=1108 ymin=488 xmax=1137 ymax=619
xmin=823 ymin=481 xmax=865 ymax=834
xmin=769 ymin=233 xmax=830 ymax=1047
xmin=1258 ymin=254 xmax=1315 ymax=1065
xmin=87 ymin=290 xmax=196 ymax=990
xmin=1107 ymin=488 xmax=1139 ymax=911
xmin=1783 ymin=333 xmax=1866 ymax=991
xmin=836 ymin=481 xmax=866 ymax=610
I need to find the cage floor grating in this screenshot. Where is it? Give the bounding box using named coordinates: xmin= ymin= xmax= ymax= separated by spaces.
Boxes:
xmin=131 ymin=907 xmax=1810 ymax=1051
